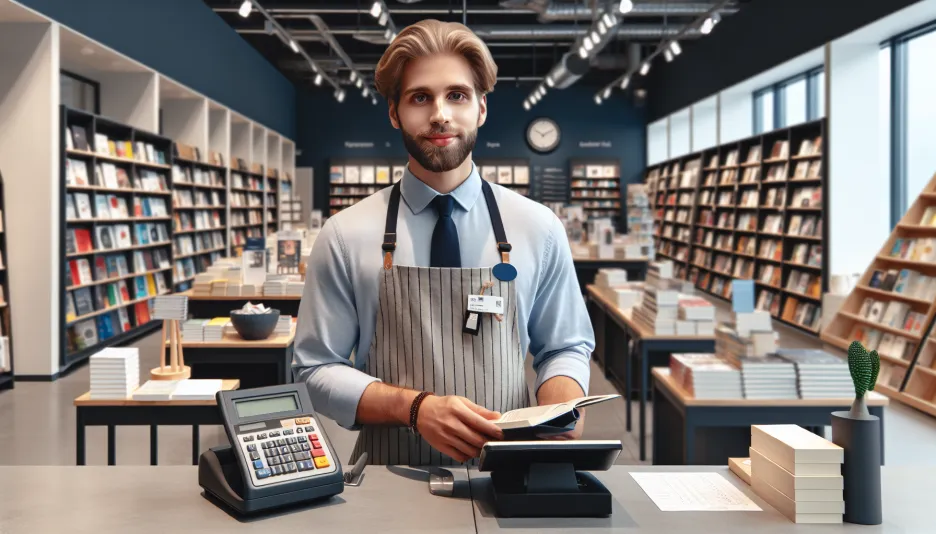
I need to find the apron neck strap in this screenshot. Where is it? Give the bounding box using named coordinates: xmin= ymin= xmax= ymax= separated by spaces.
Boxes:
xmin=382 ymin=178 xmax=513 ymax=269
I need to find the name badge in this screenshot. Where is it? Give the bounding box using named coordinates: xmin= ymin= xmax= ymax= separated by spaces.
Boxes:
xmin=467 ymin=295 xmax=503 ymax=314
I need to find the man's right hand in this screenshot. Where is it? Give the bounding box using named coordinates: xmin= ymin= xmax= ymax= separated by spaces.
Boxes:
xmin=415 ymin=395 xmax=504 ymax=463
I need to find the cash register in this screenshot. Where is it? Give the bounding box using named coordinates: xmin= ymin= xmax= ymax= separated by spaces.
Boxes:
xmin=198 ymin=383 xmax=344 ymax=515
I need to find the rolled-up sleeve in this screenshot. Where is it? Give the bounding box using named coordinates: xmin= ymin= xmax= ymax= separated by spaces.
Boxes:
xmin=293 ymin=218 xmax=379 ymax=429
xmin=528 ymin=216 xmax=595 ymax=396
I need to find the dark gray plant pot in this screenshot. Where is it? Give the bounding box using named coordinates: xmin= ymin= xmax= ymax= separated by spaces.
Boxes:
xmin=229 ymin=309 xmax=280 ymax=340
xmin=831 ymin=407 xmax=882 ymax=525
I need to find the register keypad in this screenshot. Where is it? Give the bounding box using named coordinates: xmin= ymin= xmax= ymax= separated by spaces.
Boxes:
xmin=240 ymin=419 xmax=333 ymax=485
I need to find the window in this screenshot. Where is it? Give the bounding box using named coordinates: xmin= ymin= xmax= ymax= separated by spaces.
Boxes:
xmin=752 ymin=66 xmax=824 ymax=134
xmin=60 ymin=71 xmax=99 ymax=114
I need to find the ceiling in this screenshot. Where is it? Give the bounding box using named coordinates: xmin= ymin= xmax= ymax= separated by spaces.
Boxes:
xmin=205 ymin=0 xmax=743 ymax=95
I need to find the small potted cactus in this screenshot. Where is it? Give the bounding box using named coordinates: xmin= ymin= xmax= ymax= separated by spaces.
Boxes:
xmin=831 ymin=341 xmax=882 ymax=525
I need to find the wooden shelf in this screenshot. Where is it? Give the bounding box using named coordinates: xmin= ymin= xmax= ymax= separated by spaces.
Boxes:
xmin=66 ymin=293 xmax=168 ymax=325
xmin=173 ymin=227 xmax=225 ymax=235
xmin=836 ymin=311 xmax=921 ymax=341
xmin=175 ymin=182 xmax=226 ymax=191
xmin=67 ymin=217 xmax=170 ymax=224
xmin=174 ymin=246 xmax=226 ymax=261
xmin=856 ymin=285 xmax=932 ymax=306
xmin=66 ymin=149 xmax=171 ymax=170
xmin=173 ymin=157 xmax=226 ymax=171
xmin=173 ymin=205 xmax=224 ymax=210
xmin=66 ymin=267 xmax=172 ymax=291
xmin=791 ymin=153 xmax=823 ymax=160
xmin=66 ymin=241 xmax=172 ymax=258
xmin=784 ymin=260 xmax=821 ymax=270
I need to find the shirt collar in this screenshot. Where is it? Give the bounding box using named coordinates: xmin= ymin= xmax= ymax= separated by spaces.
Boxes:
xmin=400 ymin=162 xmax=483 ymax=215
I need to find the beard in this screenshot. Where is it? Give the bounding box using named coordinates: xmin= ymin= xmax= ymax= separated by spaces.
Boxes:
xmin=400 ymin=123 xmax=478 ymax=173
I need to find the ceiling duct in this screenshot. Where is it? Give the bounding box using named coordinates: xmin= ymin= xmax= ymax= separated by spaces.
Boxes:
xmin=545 ymin=51 xmax=590 ymax=88
xmin=471 ymin=24 xmax=701 ymax=40
xmin=500 ymin=0 xmax=738 ymax=22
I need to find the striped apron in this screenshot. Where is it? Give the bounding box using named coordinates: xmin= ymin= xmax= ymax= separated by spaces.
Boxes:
xmin=350 ymin=181 xmax=530 ymax=466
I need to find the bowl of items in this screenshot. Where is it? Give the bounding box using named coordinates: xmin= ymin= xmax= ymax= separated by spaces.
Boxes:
xmin=230 ymin=303 xmax=281 ymax=340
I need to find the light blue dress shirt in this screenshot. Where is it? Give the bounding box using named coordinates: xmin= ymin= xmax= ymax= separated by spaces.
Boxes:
xmin=293 ymin=163 xmax=595 ymax=429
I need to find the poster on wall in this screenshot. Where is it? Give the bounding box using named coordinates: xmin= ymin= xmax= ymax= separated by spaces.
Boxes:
xmin=360 ymin=166 xmax=376 ymax=184
xmin=344 ymin=166 xmax=361 ymax=184
xmin=513 ymin=166 xmax=530 ymax=185
xmin=330 ymin=166 xmax=344 ymax=183
xmin=376 ymin=166 xmax=390 ymax=184
xmin=480 ymin=166 xmax=497 ymax=183
xmin=496 ymin=166 xmax=513 ymax=185
xmin=276 ymin=231 xmax=303 ymax=274
xmin=392 ymin=166 xmax=405 ymax=183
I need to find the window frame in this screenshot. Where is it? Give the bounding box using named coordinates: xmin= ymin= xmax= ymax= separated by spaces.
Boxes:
xmin=60 ymin=70 xmax=101 ymax=115
xmin=752 ymin=66 xmax=824 ymax=134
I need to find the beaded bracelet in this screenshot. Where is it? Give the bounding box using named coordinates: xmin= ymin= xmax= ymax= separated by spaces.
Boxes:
xmin=409 ymin=391 xmax=434 ymax=434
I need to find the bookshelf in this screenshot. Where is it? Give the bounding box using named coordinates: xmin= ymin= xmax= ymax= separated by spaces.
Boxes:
xmin=821 ymin=171 xmax=936 ymax=415
xmin=570 ymin=159 xmax=622 ymax=224
xmin=60 ymin=106 xmax=173 ymax=368
xmin=279 ymin=173 xmax=301 ymax=227
xmin=645 ymin=119 xmax=827 ymax=336
xmin=230 ymin=158 xmax=264 ymax=254
xmin=328 ymin=159 xmax=405 ymax=216
xmin=266 ymin=168 xmax=279 ymax=234
xmin=170 ymin=143 xmax=227 ymax=291
xmin=0 ymin=171 xmax=12 ymax=391
xmin=477 ymin=159 xmax=532 ymax=197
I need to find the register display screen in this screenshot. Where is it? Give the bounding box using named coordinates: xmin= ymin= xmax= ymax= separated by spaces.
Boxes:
xmin=234 ymin=394 xmax=299 ymax=418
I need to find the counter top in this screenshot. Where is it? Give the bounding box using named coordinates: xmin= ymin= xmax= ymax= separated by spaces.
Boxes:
xmin=0 ymin=465 xmax=929 ymax=533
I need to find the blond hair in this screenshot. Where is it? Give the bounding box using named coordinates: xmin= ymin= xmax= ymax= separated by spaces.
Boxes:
xmin=374 ymin=19 xmax=497 ymax=103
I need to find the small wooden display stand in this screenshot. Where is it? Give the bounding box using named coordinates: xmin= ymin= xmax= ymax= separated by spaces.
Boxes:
xmin=150 ymin=295 xmax=191 ymax=380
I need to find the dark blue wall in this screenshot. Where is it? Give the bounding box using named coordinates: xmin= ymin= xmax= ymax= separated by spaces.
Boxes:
xmin=20 ymin=0 xmax=296 ymax=138
xmin=297 ymin=84 xmax=646 ymax=212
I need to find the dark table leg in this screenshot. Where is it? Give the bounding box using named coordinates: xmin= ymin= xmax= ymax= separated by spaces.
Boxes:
xmin=150 ymin=425 xmax=158 ymax=466
xmin=683 ymin=420 xmax=697 ymax=465
xmin=624 ymin=328 xmax=633 ymax=432
xmin=76 ymin=409 xmax=86 ymax=466
xmin=107 ymin=425 xmax=116 ymax=466
xmin=192 ymin=425 xmax=200 ymax=465
xmin=640 ymin=343 xmax=649 ymax=461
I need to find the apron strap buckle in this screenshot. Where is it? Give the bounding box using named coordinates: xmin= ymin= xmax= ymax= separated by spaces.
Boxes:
xmin=497 ymin=242 xmax=511 ymax=264
xmin=383 ymin=251 xmax=393 ymax=270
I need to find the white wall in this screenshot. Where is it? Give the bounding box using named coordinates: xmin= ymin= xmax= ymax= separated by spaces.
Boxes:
xmin=691 ymin=96 xmax=718 ymax=150
xmin=161 ymin=97 xmax=208 ymax=152
xmin=719 ymin=90 xmax=753 ymax=144
xmin=669 ymin=108 xmax=691 ymax=157
xmin=647 ymin=118 xmax=668 ymax=165
xmin=0 ymin=22 xmax=59 ymax=375
xmin=100 ymin=72 xmax=158 ymax=133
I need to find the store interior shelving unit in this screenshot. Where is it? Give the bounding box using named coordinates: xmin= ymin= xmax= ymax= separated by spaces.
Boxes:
xmin=60 ymin=106 xmax=175 ymax=367
xmin=822 ymin=171 xmax=936 ymax=414
xmin=0 ymin=172 xmax=12 ymax=391
xmin=265 ymin=132 xmax=281 ymax=234
xmin=476 ymin=159 xmax=532 ymax=197
xmin=228 ymin=118 xmax=264 ymax=255
xmin=328 ymin=158 xmax=406 ymax=216
xmin=280 ymin=140 xmax=298 ymax=228
xmin=645 ymin=119 xmax=827 ymax=336
xmin=570 ymin=158 xmax=623 ymax=223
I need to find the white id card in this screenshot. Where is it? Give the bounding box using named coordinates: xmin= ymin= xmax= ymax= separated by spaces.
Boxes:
xmin=467 ymin=295 xmax=504 ymax=314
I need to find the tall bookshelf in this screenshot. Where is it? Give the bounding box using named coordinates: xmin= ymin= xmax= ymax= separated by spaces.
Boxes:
xmin=570 ymin=159 xmax=622 ymax=223
xmin=266 ymin=168 xmax=280 ymax=234
xmin=0 ymin=172 xmax=12 ymax=391
xmin=822 ymin=171 xmax=936 ymax=415
xmin=60 ymin=106 xmax=174 ymax=369
xmin=645 ymin=119 xmax=828 ymax=336
xmin=170 ymin=144 xmax=227 ymax=291
xmin=477 ymin=159 xmax=532 ymax=197
xmin=230 ymin=159 xmax=264 ymax=254
xmin=328 ymin=159 xmax=405 ymax=216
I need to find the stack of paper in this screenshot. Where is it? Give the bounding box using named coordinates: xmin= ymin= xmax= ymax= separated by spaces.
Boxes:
xmin=274 ymin=315 xmax=292 ymax=337
xmin=670 ymin=353 xmax=743 ymax=399
xmin=678 ymin=296 xmax=716 ymax=336
xmin=131 ymin=379 xmax=224 ymax=401
xmin=606 ymin=282 xmax=644 ymax=310
xmin=777 ymin=349 xmax=853 ymax=399
xmin=132 ymin=379 xmax=180 ymax=401
xmin=0 ymin=336 xmax=9 ymax=372
xmin=738 ymin=356 xmax=799 ymax=400
xmin=596 ymin=268 xmax=628 ymax=288
xmin=203 ymin=317 xmax=229 ymax=341
xmin=89 ymin=347 xmax=139 ymax=399
xmin=750 ymin=425 xmax=844 ymax=524
xmin=181 ymin=319 xmax=208 ymax=341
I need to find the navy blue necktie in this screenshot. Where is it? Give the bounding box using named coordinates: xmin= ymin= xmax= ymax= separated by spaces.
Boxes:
xmin=430 ymin=195 xmax=461 ymax=268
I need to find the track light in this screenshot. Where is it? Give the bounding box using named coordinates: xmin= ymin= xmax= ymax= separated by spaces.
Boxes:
xmin=350 ymin=71 xmax=357 ymax=83
xmin=390 ymin=32 xmax=397 ymax=41
xmin=372 ymin=97 xmax=378 ymax=105
xmin=602 ymin=13 xmax=616 ymax=27
xmin=583 ymin=36 xmax=594 ymax=51
xmin=594 ymin=95 xmax=603 ymax=105
xmin=670 ymin=40 xmax=682 ymax=56
xmin=701 ymin=17 xmax=715 ymax=35
xmin=355 ymin=78 xmax=363 ymax=89
xmin=378 ymin=12 xmax=389 ymax=26
xmin=546 ymin=75 xmax=555 ymax=88
xmin=523 ymin=101 xmax=531 ymax=111
xmin=314 ymin=73 xmax=322 ymax=86
xmin=620 ymin=76 xmax=630 ymax=89
xmin=363 ymin=87 xmax=369 ymax=97
xmin=640 ymin=61 xmax=651 ymax=76
xmin=712 ymin=13 xmax=722 ymax=24
xmin=538 ymin=85 xmax=546 ymax=98
xmin=336 ymin=90 xmax=345 ymax=103
xmin=238 ymin=0 xmax=252 ymax=18
xmin=598 ymin=21 xmax=607 ymax=35
xmin=370 ymin=1 xmax=382 ymax=18
xmin=578 ymin=46 xmax=588 ymax=59
xmin=603 ymin=87 xmax=611 ymax=99
xmin=384 ymin=28 xmax=393 ymax=40
xmin=289 ymin=39 xmax=299 ymax=54
xmin=591 ymin=30 xmax=600 ymax=44
xmin=619 ymin=0 xmax=634 ymax=14
xmin=664 ymin=49 xmax=673 ymax=62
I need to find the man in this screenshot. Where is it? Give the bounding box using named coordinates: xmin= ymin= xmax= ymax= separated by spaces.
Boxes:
xmin=294 ymin=19 xmax=594 ymax=466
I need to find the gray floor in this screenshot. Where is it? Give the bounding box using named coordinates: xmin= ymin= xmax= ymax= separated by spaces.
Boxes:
xmin=1 ymin=299 xmax=936 ymax=467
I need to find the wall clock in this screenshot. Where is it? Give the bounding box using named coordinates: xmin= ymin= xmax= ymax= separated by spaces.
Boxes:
xmin=526 ymin=117 xmax=561 ymax=153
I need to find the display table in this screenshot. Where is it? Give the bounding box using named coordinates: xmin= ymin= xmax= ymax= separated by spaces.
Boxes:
xmin=74 ymin=379 xmax=240 ymax=466
xmin=179 ymin=289 xmax=302 ymax=317
xmin=587 ymin=284 xmax=715 ymax=461
xmin=167 ymin=327 xmax=296 ymax=389
xmin=651 ymin=368 xmax=889 ymax=465
xmin=0 ymin=465 xmax=930 ymax=533
xmin=573 ymin=256 xmax=648 ymax=290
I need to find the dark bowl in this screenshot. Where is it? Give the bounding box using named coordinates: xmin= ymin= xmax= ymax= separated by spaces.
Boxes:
xmin=229 ymin=309 xmax=281 ymax=340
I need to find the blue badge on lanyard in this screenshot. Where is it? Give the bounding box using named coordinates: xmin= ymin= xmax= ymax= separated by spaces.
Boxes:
xmin=493 ymin=262 xmax=517 ymax=282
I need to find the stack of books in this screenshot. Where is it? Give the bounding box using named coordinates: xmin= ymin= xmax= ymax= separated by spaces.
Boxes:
xmin=274 ymin=315 xmax=292 ymax=337
xmin=736 ymin=310 xmax=774 ymax=337
xmin=677 ymin=296 xmax=716 ymax=336
xmin=241 ymin=284 xmax=260 ymax=297
xmin=624 ymin=183 xmax=655 ymax=260
xmin=749 ymin=425 xmax=844 ymax=524
xmin=737 ymin=356 xmax=799 ymax=400
xmin=596 ymin=268 xmax=628 ymax=288
xmin=716 ymin=324 xmax=778 ymax=362
xmin=287 ymin=280 xmax=304 ymax=296
xmin=203 ymin=317 xmax=229 ymax=342
xmin=132 ymin=379 xmax=224 ymax=401
xmin=210 ymin=280 xmax=228 ymax=297
xmin=263 ymin=277 xmax=287 ymax=296
xmin=632 ymin=285 xmax=680 ymax=335
xmin=777 ymin=349 xmax=853 ymax=399
xmin=181 ymin=319 xmax=208 ymax=341
xmin=192 ymin=273 xmax=215 ymax=296
xmin=89 ymin=347 xmax=139 ymax=399
xmin=225 ymin=280 xmax=243 ymax=297
xmin=152 ymin=296 xmax=187 ymax=321
xmin=670 ymin=353 xmax=743 ymax=399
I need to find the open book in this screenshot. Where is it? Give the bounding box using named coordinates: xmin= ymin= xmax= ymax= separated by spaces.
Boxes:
xmin=493 ymin=394 xmax=620 ymax=440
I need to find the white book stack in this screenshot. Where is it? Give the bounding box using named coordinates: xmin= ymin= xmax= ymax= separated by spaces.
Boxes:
xmin=608 ymin=282 xmax=644 ymax=310
xmin=171 ymin=379 xmax=223 ymax=400
xmin=750 ymin=425 xmax=844 ymax=524
xmin=132 ymin=379 xmax=180 ymax=401
xmin=596 ymin=268 xmax=629 ymax=289
xmin=287 ymin=281 xmax=304 ymax=296
xmin=89 ymin=347 xmax=140 ymax=399
xmin=670 ymin=353 xmax=743 ymax=399
xmin=192 ymin=273 xmax=216 ymax=296
xmin=241 ymin=284 xmax=260 ymax=297
xmin=152 ymin=296 xmax=188 ymax=320
xmin=0 ymin=336 xmax=8 ymax=372
xmin=736 ymin=310 xmax=773 ymax=337
xmin=274 ymin=315 xmax=292 ymax=337
xmin=181 ymin=319 xmax=208 ymax=341
xmin=263 ymin=276 xmax=288 ymax=296
xmin=678 ymin=296 xmax=716 ymax=336
xmin=225 ymin=281 xmax=243 ymax=297
xmin=776 ymin=349 xmax=853 ymax=399
xmin=203 ymin=319 xmax=228 ymax=342
xmin=716 ymin=324 xmax=778 ymax=362
xmin=633 ymin=286 xmax=679 ymax=335
xmin=738 ymin=356 xmax=799 ymax=400
xmin=210 ymin=280 xmax=228 ymax=297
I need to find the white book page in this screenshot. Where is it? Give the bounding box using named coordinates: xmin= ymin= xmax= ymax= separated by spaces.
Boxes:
xmin=630 ymin=472 xmax=762 ymax=512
